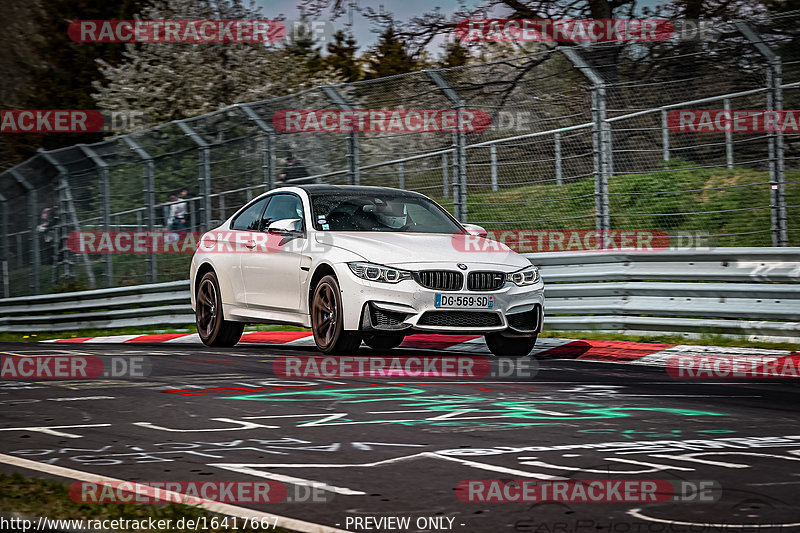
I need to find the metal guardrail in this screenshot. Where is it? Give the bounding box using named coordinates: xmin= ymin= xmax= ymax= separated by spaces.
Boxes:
xmin=528 ymin=248 xmax=800 ymax=342
xmin=1 ymin=249 xmax=799 ymax=342
xmin=0 ymin=281 xmax=192 ymax=332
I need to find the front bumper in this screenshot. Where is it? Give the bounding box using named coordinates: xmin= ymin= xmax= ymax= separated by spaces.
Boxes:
xmin=336 ymin=264 xmax=544 ymax=336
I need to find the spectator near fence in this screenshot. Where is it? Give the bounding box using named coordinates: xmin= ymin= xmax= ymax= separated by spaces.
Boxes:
xmin=37 ymin=207 xmax=59 ymax=264
xmin=279 ymin=156 xmax=313 ymax=184
xmin=168 ymin=192 xmax=188 ymax=230
xmin=179 ymin=188 xmax=193 ymax=230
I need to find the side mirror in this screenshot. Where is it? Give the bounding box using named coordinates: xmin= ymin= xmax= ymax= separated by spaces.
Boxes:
xmin=462 ymin=223 xmax=488 ymax=238
xmin=267 ymin=218 xmax=303 ymax=235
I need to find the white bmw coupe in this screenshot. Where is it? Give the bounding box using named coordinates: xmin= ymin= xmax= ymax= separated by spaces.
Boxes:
xmin=190 ymin=185 xmax=544 ymax=356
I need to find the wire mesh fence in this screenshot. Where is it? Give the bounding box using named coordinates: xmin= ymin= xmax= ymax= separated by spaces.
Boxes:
xmin=1 ymin=12 xmax=798 ymax=296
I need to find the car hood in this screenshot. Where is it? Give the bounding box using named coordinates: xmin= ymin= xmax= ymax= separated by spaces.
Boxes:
xmin=314 ymin=231 xmax=530 ymax=271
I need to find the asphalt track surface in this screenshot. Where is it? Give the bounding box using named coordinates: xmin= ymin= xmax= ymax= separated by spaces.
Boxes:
xmin=2 ymin=340 xmax=800 ymax=533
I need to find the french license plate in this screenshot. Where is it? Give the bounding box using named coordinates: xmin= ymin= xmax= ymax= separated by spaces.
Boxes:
xmin=435 ymin=294 xmax=494 ymax=309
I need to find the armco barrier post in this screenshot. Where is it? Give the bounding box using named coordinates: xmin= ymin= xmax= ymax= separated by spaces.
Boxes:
xmin=561 ymin=47 xmax=610 ymax=233
xmin=426 ymin=70 xmax=467 ymax=222
xmin=238 ymin=103 xmax=277 ymax=191
xmin=735 ymin=20 xmax=787 ymax=247
xmin=78 ymin=144 xmax=113 ymax=287
xmin=177 ymin=121 xmax=212 ymax=231
xmin=321 ymin=85 xmax=360 ymax=186
xmin=122 ymin=136 xmax=158 ymax=283
xmin=10 ymin=169 xmax=39 ymax=295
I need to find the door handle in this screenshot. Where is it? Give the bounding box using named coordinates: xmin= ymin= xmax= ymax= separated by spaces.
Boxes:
xmin=244 ymin=239 xmax=256 ymax=249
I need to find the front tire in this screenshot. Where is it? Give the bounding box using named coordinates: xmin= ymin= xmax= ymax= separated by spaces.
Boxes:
xmin=311 ymin=275 xmax=361 ymax=354
xmin=484 ymin=332 xmax=537 ymax=357
xmin=196 ymin=271 xmax=244 ymax=347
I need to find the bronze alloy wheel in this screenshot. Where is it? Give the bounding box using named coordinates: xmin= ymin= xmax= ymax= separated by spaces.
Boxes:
xmin=197 ymin=277 xmax=218 ymax=339
xmin=196 ymin=271 xmax=244 ymax=347
xmin=311 ymin=275 xmax=361 ymax=354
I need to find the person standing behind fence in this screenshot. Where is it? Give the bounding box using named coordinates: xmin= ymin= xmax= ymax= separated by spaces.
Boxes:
xmin=279 ymin=156 xmax=313 ymax=184
xmin=179 ymin=187 xmax=194 ymax=229
xmin=37 ymin=207 xmax=56 ymax=264
xmin=168 ymin=192 xmax=188 ymax=230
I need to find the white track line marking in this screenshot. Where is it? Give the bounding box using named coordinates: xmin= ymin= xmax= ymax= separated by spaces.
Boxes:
xmin=627 ymin=508 xmax=800 ymax=528
xmin=212 ymin=451 xmax=563 ymax=481
xmin=209 ymin=465 xmax=365 ymax=496
xmin=0 ymin=452 xmax=353 ymax=533
xmin=0 ymin=424 xmax=112 ymax=438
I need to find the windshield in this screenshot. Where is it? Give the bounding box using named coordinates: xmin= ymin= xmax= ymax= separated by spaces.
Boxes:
xmin=309 ymin=191 xmax=463 ymax=233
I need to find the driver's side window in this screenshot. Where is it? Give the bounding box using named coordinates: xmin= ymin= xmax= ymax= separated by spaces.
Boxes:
xmin=231 ymin=197 xmax=269 ymax=231
xmin=260 ymin=194 xmax=304 ymax=231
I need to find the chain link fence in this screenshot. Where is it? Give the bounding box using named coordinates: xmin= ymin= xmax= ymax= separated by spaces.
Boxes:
xmin=1 ymin=12 xmax=798 ymax=297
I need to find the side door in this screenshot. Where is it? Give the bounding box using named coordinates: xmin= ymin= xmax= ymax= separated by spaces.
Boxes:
xmin=240 ymin=193 xmax=306 ymax=313
xmin=227 ymin=196 xmax=270 ymax=306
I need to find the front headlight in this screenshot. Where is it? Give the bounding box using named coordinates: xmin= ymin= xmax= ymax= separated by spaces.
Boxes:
xmin=507 ymin=265 xmax=539 ymax=286
xmin=348 ymin=262 xmax=412 ymax=284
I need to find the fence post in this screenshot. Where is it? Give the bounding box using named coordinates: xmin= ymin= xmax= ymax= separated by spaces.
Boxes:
xmin=78 ymin=145 xmax=113 ymax=287
xmin=442 ymin=152 xmax=449 ymax=198
xmin=123 ymin=136 xmax=158 ymax=283
xmin=11 ymin=170 xmax=38 ymax=294
xmin=58 ymin=173 xmax=73 ymax=283
xmin=734 ymin=20 xmax=787 ymax=246
xmin=427 ymin=70 xmax=467 ymax=222
xmin=1 ymin=260 xmax=6 ymax=299
xmin=321 ymin=86 xmax=359 ymax=185
xmin=177 ymin=121 xmax=212 ymax=230
xmin=770 ymin=58 xmax=787 ymax=246
xmin=16 ymin=234 xmax=22 ymax=269
xmin=554 ymin=133 xmax=563 ymax=185
xmin=38 ymin=149 xmax=95 ymax=288
xmin=398 ymin=162 xmax=405 ymax=189
xmin=661 ymin=109 xmax=670 ymax=162
xmin=238 ymin=104 xmax=277 ymax=191
xmin=490 ymin=144 xmax=498 ymax=192
xmin=561 ymin=47 xmax=609 ymax=233
xmin=0 ymin=192 xmax=8 ymax=298
xmin=723 ymin=98 xmax=734 ymax=169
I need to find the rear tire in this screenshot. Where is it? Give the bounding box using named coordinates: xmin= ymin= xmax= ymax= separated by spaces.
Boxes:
xmin=363 ymin=334 xmax=404 ymax=351
xmin=311 ymin=275 xmax=361 ymax=354
xmin=196 ymin=271 xmax=244 ymax=347
xmin=484 ymin=332 xmax=537 ymax=357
